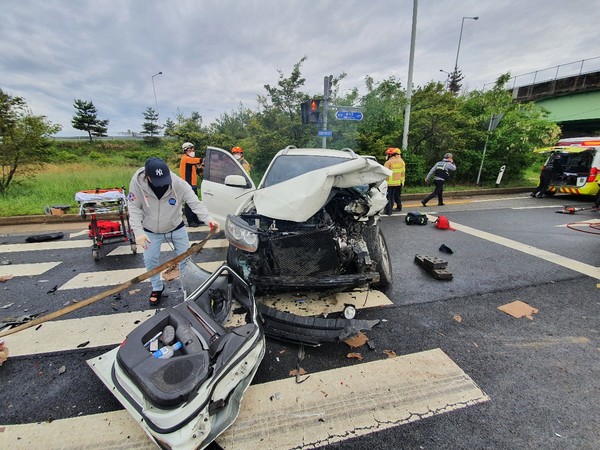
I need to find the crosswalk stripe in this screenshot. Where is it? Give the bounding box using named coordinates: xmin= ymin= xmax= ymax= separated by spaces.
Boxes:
xmin=7 ymin=310 xmax=154 ymax=356
xmin=106 ymin=238 xmax=229 ymax=256
xmin=6 ymin=287 xmax=392 ymax=356
xmin=57 ymin=261 xmax=226 ymax=290
xmin=0 ymin=232 xmax=220 ymax=255
xmin=1 ymin=348 xmax=488 ymax=450
xmin=217 ymin=348 xmax=489 ymax=449
xmin=0 ymin=261 xmax=62 ymax=277
xmin=0 ymin=240 xmax=91 ymax=253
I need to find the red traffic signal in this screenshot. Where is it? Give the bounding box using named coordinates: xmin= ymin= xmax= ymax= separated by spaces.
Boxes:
xmin=301 ymin=99 xmax=321 ymax=124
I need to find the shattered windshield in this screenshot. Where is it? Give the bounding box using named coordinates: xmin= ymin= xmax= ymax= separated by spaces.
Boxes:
xmin=261 ymin=155 xmax=350 ymax=188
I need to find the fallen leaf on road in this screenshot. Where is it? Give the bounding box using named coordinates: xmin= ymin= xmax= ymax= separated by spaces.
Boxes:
xmin=0 ymin=276 xmax=14 ymax=283
xmin=453 ymin=314 xmax=462 ymax=322
xmin=383 ymin=349 xmax=397 ymax=358
xmin=344 ymin=332 xmax=368 ymax=348
xmin=58 ymin=366 xmax=66 ymax=375
xmin=498 ymin=300 xmax=539 ymax=320
xmin=128 ymin=289 xmax=141 ymax=295
xmin=347 ymin=352 xmax=363 ymax=360
xmin=289 ymin=367 xmax=307 ymax=377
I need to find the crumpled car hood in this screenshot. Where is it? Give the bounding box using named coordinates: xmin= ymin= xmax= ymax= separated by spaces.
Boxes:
xmin=253 ymin=157 xmax=391 ymax=222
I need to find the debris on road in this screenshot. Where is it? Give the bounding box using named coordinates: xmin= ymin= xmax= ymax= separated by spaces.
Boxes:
xmin=497 ymin=300 xmax=539 ymax=320
xmin=347 ymin=352 xmax=363 ymax=360
xmin=439 ymin=243 xmax=454 ymax=254
xmin=25 ymin=232 xmax=64 ymax=243
xmin=46 ymin=285 xmax=58 ymax=294
xmin=162 ymin=265 xmax=179 ymax=281
xmin=414 ymin=254 xmax=453 ymax=280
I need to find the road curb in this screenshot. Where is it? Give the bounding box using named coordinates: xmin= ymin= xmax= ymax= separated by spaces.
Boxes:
xmin=0 ymin=187 xmax=532 ymax=226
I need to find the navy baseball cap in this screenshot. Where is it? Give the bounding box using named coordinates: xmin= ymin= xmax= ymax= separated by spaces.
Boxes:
xmin=145 ymin=157 xmax=172 ymax=186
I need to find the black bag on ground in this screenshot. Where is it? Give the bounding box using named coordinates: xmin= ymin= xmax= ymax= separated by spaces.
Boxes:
xmin=405 ymin=212 xmax=428 ymax=225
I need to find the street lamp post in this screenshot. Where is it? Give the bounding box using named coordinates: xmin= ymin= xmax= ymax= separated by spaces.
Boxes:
xmin=439 ymin=69 xmax=451 ymax=85
xmin=450 ymin=16 xmax=478 ymax=92
xmin=152 ymin=71 xmax=163 ymax=110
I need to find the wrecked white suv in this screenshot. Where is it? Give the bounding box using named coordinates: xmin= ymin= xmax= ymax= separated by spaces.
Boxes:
xmin=201 ymin=146 xmax=393 ymax=295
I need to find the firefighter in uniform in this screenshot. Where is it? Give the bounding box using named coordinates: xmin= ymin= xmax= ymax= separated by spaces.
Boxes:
xmin=231 ymin=146 xmax=251 ymax=174
xmin=179 ymin=142 xmax=204 ymax=227
xmin=384 ymin=147 xmax=405 ymax=215
xmin=421 ymin=153 xmax=456 ymax=206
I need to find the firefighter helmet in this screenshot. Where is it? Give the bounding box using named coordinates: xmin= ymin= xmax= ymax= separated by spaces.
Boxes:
xmin=231 ymin=146 xmax=243 ymax=154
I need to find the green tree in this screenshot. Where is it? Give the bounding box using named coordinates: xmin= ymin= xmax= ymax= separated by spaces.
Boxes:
xmin=0 ymin=89 xmax=61 ymax=193
xmin=72 ymin=99 xmax=109 ymax=142
xmin=163 ymin=118 xmax=176 ymax=137
xmin=140 ymin=107 xmax=161 ymax=139
xmin=167 ymin=111 xmax=210 ymax=155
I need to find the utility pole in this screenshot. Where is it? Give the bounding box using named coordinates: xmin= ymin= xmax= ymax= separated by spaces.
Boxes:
xmin=402 ymin=0 xmax=418 ymax=152
xmin=322 ymin=75 xmax=333 ymax=149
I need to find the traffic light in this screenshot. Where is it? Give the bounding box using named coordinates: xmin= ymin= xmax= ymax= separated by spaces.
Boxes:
xmin=309 ymin=99 xmax=321 ymax=124
xmin=301 ymin=99 xmax=321 ymax=125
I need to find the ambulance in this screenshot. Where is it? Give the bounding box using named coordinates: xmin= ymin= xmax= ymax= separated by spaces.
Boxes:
xmin=534 ymin=137 xmax=600 ymax=196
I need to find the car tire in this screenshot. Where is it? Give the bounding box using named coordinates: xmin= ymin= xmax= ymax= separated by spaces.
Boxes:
xmin=363 ymin=225 xmax=392 ymax=290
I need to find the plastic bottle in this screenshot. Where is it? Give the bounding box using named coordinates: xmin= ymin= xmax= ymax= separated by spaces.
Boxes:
xmin=152 ymin=341 xmax=182 ymax=359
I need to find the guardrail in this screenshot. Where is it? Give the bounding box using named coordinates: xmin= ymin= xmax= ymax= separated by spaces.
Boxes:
xmin=483 ymin=56 xmax=600 ymax=91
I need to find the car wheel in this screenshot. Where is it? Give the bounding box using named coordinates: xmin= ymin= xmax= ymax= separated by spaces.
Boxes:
xmin=363 ymin=226 xmax=392 ymax=289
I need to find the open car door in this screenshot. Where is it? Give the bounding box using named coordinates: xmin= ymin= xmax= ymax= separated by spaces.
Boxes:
xmin=200 ymin=147 xmax=256 ymax=228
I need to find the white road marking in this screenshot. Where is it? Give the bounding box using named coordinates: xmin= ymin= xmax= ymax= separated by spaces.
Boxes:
xmin=58 ymin=261 xmax=225 ymax=290
xmin=106 ymin=238 xmax=228 ymax=256
xmin=0 ymin=240 xmax=91 ymax=253
xmin=448 ymin=219 xmax=600 ymax=280
xmin=7 ymin=310 xmax=155 ymax=356
xmin=511 ymin=205 xmax=560 ymax=210
xmin=0 ymin=261 xmax=62 ymax=277
xmin=1 ymin=349 xmax=488 ymax=450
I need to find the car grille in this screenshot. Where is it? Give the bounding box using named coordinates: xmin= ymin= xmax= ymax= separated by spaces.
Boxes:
xmin=268 ymin=229 xmax=340 ymax=276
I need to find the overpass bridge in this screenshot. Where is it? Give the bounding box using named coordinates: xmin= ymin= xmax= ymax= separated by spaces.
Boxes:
xmin=506 ymin=57 xmax=600 ymax=136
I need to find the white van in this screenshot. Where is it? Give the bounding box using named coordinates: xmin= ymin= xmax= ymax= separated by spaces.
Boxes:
xmin=534 ymin=137 xmax=600 ymax=196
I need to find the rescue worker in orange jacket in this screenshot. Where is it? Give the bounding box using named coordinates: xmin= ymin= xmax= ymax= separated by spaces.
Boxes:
xmin=384 ymin=147 xmax=406 ymax=215
xmin=179 ymin=142 xmax=204 ymax=227
xmin=231 ymin=146 xmax=251 ymax=174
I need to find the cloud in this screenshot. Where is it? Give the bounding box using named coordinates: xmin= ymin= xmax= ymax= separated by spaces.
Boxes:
xmin=1 ymin=0 xmax=598 ymax=136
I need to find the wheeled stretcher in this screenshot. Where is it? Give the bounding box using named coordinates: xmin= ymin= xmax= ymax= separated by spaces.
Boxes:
xmin=75 ymin=188 xmax=136 ymax=260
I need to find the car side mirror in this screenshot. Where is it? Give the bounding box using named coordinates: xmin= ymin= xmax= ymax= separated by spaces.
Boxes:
xmin=224 ymin=174 xmax=249 ymax=188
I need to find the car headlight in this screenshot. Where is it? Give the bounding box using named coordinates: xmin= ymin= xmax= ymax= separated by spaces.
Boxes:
xmin=225 ymin=214 xmax=259 ymax=253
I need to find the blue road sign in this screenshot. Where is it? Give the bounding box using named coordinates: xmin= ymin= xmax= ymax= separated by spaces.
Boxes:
xmin=318 ymin=130 xmax=333 ymax=137
xmin=336 ymin=110 xmax=363 ymax=121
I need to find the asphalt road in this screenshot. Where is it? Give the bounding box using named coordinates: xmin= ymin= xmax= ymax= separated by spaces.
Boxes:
xmin=0 ymin=193 xmax=599 ymax=449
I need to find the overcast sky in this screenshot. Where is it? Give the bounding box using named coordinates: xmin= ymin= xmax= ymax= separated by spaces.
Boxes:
xmin=2 ymin=0 xmax=599 ymax=137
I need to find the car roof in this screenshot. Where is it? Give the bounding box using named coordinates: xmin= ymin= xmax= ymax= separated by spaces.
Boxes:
xmin=277 ymin=146 xmax=358 ymax=159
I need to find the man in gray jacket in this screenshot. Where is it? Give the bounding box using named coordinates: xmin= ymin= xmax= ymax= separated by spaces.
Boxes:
xmin=421 ymin=153 xmax=456 ymax=207
xmin=128 ymin=157 xmax=219 ymax=305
